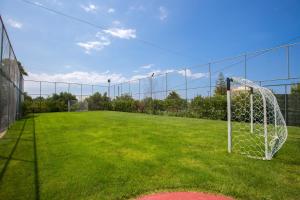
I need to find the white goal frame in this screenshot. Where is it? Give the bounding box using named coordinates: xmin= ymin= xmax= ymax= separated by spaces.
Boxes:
xmin=227 ymin=77 xmax=288 ymax=160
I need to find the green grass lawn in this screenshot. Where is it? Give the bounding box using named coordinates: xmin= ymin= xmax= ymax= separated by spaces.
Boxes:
xmin=0 ymin=111 xmax=299 ymax=200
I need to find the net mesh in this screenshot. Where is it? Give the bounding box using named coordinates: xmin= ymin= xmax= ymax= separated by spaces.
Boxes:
xmin=68 ymin=100 xmax=88 ymax=112
xmin=230 ymin=77 xmax=288 ymax=160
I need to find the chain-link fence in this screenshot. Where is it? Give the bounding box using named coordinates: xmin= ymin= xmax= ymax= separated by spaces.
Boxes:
xmin=0 ymin=16 xmax=24 ymax=133
xmin=24 ymin=40 xmax=300 ymax=125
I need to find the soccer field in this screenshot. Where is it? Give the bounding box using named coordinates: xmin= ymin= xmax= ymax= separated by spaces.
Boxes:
xmin=0 ymin=111 xmax=299 ymax=200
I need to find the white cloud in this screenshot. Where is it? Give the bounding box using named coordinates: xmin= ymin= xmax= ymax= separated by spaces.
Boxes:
xmin=76 ymin=36 xmax=110 ymax=54
xmin=129 ymin=5 xmax=145 ymax=12
xmin=26 ymin=71 xmax=126 ymax=84
xmin=159 ymin=6 xmax=168 ymax=21
xmin=81 ymin=4 xmax=97 ymax=12
xmin=7 ymin=19 xmax=23 ymax=29
xmin=103 ymin=28 xmax=136 ymax=39
xmin=177 ymin=69 xmax=207 ymax=79
xmin=112 ymin=20 xmax=121 ymax=26
xmin=34 ymin=1 xmax=43 ymax=6
xmin=140 ymin=64 xmax=153 ymax=69
xmin=107 ymin=8 xmax=115 ymax=13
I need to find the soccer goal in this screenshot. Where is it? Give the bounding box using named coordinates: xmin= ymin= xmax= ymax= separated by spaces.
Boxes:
xmin=68 ymin=100 xmax=89 ymax=112
xmin=227 ymin=77 xmax=288 ymax=160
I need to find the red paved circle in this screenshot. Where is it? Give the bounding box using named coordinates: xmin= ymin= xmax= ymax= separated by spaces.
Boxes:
xmin=136 ymin=192 xmax=234 ymax=200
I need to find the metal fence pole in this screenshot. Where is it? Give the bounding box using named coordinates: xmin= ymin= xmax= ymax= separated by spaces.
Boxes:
xmin=7 ymin=49 xmax=11 ymax=127
xmin=185 ymin=68 xmax=188 ymax=111
xmin=286 ymin=46 xmax=290 ymax=79
xmin=39 ymin=81 xmax=41 ymax=112
xmin=129 ymin=81 xmax=131 ymax=96
xmin=114 ymin=85 xmax=115 ymax=99
xmin=68 ymin=83 xmax=70 ymax=93
xmin=208 ymin=63 xmax=211 ymax=97
xmin=0 ymin=22 xmax=3 ymax=63
xmin=80 ymin=84 xmax=82 ymax=101
xmin=284 ymin=85 xmax=287 ymax=123
xmin=121 ymin=83 xmax=123 ymax=96
xmin=54 ymin=82 xmax=56 ymax=94
xmin=244 ymin=54 xmax=247 ymax=79
xmin=150 ymin=76 xmax=153 ymax=99
xmin=139 ymin=79 xmax=141 ymax=100
xmin=165 ymin=72 xmax=168 ymax=98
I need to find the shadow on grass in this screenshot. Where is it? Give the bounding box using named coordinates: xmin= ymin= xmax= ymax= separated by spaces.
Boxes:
xmin=33 ymin=113 xmax=40 ymax=200
xmin=0 ymin=114 xmax=40 ymax=200
xmin=0 ymin=119 xmax=27 ymax=181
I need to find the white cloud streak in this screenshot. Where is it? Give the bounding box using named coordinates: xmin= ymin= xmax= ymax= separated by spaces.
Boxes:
xmin=7 ymin=19 xmax=23 ymax=29
xmin=76 ymin=36 xmax=110 ymax=54
xmin=159 ymin=6 xmax=168 ymax=21
xmin=77 ymin=27 xmax=136 ymax=53
xmin=107 ymin=8 xmax=115 ymax=13
xmin=81 ymin=4 xmax=97 ymax=12
xmin=103 ymin=28 xmax=136 ymax=39
xmin=177 ymin=69 xmax=207 ymax=79
xmin=140 ymin=64 xmax=153 ymax=69
xmin=27 ymin=71 xmax=126 ymax=84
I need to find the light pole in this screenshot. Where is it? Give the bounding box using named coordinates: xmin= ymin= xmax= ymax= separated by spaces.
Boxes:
xmin=108 ymin=79 xmax=111 ymax=98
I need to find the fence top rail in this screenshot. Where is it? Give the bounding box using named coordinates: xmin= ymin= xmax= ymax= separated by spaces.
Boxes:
xmin=24 ymin=79 xmax=107 ymax=87
xmin=254 ymin=77 xmax=300 ymax=84
xmin=262 ymin=82 xmax=300 ymax=87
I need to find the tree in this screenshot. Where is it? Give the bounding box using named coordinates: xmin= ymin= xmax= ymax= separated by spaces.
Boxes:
xmin=291 ymin=83 xmax=300 ymax=95
xmin=86 ymin=92 xmax=111 ymax=110
xmin=214 ymin=72 xmax=226 ymax=96
xmin=17 ymin=61 xmax=28 ymax=76
xmin=165 ymin=91 xmax=185 ymax=112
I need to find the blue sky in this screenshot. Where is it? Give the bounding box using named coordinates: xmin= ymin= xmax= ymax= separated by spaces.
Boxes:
xmin=1 ymin=0 xmax=300 ymax=87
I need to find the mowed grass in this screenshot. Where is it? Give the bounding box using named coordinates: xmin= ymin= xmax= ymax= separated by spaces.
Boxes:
xmin=0 ymin=111 xmax=299 ymax=200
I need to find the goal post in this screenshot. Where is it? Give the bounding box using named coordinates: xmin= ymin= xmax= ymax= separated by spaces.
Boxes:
xmin=226 ymin=77 xmax=288 ymax=160
xmin=68 ymin=99 xmax=88 ymax=112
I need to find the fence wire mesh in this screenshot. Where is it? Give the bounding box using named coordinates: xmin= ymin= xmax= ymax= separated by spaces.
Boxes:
xmin=23 ymin=40 xmax=300 ymax=125
xmin=0 ymin=16 xmax=24 ymax=133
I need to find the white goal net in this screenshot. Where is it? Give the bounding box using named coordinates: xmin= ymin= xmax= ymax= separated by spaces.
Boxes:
xmin=68 ymin=100 xmax=88 ymax=112
xmin=227 ymin=77 xmax=288 ymax=160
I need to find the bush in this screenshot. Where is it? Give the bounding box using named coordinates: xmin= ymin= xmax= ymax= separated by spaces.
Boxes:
xmin=22 ymin=91 xmax=228 ymax=121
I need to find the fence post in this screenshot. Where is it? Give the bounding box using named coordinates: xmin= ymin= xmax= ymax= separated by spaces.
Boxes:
xmin=129 ymin=81 xmax=131 ymax=96
xmin=54 ymin=82 xmax=56 ymax=94
xmin=7 ymin=49 xmax=11 ymax=127
xmin=150 ymin=76 xmax=153 ymax=99
xmin=114 ymin=85 xmax=115 ymax=99
xmin=185 ymin=68 xmax=188 ymax=113
xmin=0 ymin=22 xmax=3 ymax=63
xmin=208 ymin=63 xmax=211 ymax=97
xmin=286 ymin=46 xmax=290 ymax=79
xmin=284 ymin=85 xmax=288 ymax=124
xmin=80 ymin=84 xmax=82 ymax=101
xmin=250 ymin=87 xmax=253 ymax=133
xmin=165 ymin=72 xmax=168 ymax=98
xmin=68 ymin=83 xmax=70 ymax=93
xmin=227 ymin=78 xmax=232 ymax=153
xmin=244 ymin=54 xmax=247 ymax=79
xmin=108 ymin=79 xmax=111 ymax=98
xmin=139 ymin=79 xmax=141 ymax=100
xmin=39 ymin=81 xmax=41 ymax=112
xmin=121 ymin=83 xmax=123 ymax=96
